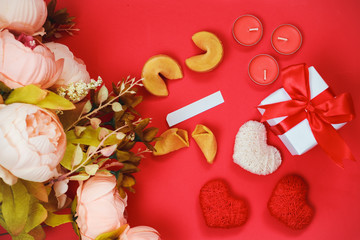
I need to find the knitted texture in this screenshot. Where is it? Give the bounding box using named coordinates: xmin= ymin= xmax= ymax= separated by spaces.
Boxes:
xmin=268 ymin=174 xmax=314 ymax=230
xmin=233 ymin=120 xmax=282 ymax=175
xmin=199 ymin=179 xmax=248 ymax=228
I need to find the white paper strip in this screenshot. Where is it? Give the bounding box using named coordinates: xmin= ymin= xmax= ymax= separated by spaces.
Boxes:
xmin=166 ymin=91 xmax=224 ymax=127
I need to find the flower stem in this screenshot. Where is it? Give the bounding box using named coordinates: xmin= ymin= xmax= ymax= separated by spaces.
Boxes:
xmin=65 ymin=77 xmax=143 ymax=132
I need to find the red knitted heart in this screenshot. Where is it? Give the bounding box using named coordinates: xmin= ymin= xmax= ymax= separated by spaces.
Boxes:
xmin=199 ymin=179 xmax=248 ymax=228
xmin=268 ymin=174 xmax=314 ymax=230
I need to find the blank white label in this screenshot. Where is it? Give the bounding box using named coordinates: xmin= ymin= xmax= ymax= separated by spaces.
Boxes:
xmin=166 ymin=91 xmax=225 ymax=127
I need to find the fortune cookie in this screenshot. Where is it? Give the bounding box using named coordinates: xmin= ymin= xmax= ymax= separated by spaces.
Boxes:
xmin=192 ymin=124 xmax=217 ymax=164
xmin=153 ymin=128 xmax=189 ymax=155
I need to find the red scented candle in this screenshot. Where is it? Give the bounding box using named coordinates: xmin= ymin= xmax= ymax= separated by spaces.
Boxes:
xmin=232 ymin=15 xmax=263 ymax=46
xmin=271 ymin=24 xmax=302 ymax=55
xmin=248 ymin=54 xmax=279 ymax=85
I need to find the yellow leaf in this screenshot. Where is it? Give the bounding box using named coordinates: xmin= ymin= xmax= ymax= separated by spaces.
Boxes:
xmin=1 ymin=180 xmax=30 ymax=236
xmin=13 ymin=233 xmax=34 ymax=240
xmin=59 ymin=100 xmax=87 ymax=130
xmin=97 ymin=85 xmax=109 ymax=105
xmin=41 ymin=190 xmax=58 ymax=213
xmin=61 ymin=143 xmax=77 ymax=170
xmin=82 ymin=100 xmax=92 ymax=114
xmin=85 ymin=164 xmax=99 ymax=176
xmin=69 ymin=174 xmax=90 ymax=181
xmin=4 ymin=84 xmax=75 ymax=111
xmin=5 ymin=85 xmax=47 ymax=105
xmin=111 ymin=102 xmax=123 ymax=112
xmin=37 ymin=91 xmax=75 ymax=110
xmin=22 ymin=181 xmax=48 ymax=203
xmin=67 ymin=126 xmax=121 ymax=147
xmin=95 ymin=224 xmax=128 ymax=240
xmin=72 ymin=144 xmax=84 ymax=168
xmin=44 ymin=212 xmax=72 ymax=227
xmin=24 ymin=201 xmax=47 ymax=233
xmin=122 ymin=175 xmax=136 ymax=188
xmin=28 ymin=226 xmax=46 ymax=240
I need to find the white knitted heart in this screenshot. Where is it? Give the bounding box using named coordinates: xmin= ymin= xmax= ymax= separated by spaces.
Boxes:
xmin=233 ymin=120 xmax=281 ymax=175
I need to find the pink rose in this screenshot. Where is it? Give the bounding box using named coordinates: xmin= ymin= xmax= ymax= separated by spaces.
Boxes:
xmin=120 ymin=226 xmax=160 ymax=240
xmin=0 ymin=103 xmax=66 ymax=184
xmin=76 ymin=173 xmax=128 ymax=240
xmin=0 ymin=30 xmax=63 ymax=89
xmin=0 ymin=0 xmax=47 ymax=35
xmin=45 ymin=42 xmax=91 ymax=101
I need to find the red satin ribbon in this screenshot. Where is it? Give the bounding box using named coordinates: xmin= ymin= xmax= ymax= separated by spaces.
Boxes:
xmin=259 ymin=64 xmax=355 ymax=167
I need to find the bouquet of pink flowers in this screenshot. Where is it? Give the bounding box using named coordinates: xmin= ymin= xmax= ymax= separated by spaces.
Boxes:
xmin=0 ymin=0 xmax=160 ymax=239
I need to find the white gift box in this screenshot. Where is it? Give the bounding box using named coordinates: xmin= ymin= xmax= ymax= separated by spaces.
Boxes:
xmin=258 ymin=66 xmax=346 ymax=156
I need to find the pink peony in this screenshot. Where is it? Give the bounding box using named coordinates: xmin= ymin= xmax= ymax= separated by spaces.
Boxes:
xmin=0 ymin=0 xmax=47 ymax=35
xmin=120 ymin=226 xmax=160 ymax=240
xmin=0 ymin=30 xmax=63 ymax=89
xmin=0 ymin=103 xmax=66 ymax=184
xmin=45 ymin=42 xmax=91 ymax=88
xmin=76 ymin=173 xmax=128 ymax=240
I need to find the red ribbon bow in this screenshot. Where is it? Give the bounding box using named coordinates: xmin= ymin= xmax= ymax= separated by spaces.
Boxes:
xmin=259 ymin=64 xmax=355 ymax=167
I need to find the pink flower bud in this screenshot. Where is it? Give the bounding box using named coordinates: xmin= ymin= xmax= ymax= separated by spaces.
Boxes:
xmin=45 ymin=42 xmax=91 ymax=90
xmin=76 ymin=173 xmax=127 ymax=240
xmin=0 ymin=0 xmax=47 ymax=35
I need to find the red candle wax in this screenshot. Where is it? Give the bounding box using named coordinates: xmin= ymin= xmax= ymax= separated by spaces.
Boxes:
xmin=248 ymin=54 xmax=279 ymax=85
xmin=232 ymin=15 xmax=263 ymax=46
xmin=271 ymin=24 xmax=302 ymax=55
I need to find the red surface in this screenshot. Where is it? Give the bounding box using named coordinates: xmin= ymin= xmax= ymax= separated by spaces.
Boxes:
xmin=2 ymin=0 xmax=360 ymax=239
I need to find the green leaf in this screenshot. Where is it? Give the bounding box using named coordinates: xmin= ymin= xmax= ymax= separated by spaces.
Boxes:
xmin=70 ymin=197 xmax=77 ymax=215
xmin=67 ymin=127 xmax=121 ymax=147
xmin=22 ymin=181 xmax=48 ymax=203
xmin=37 ymin=91 xmax=75 ymax=110
xmin=5 ymin=85 xmax=47 ymax=105
xmin=120 ymin=163 xmax=139 ymax=174
xmin=47 ymin=0 xmax=56 ymax=16
xmin=13 ymin=233 xmax=35 ymax=240
xmin=70 ymin=197 xmax=80 ymax=236
xmin=1 ymin=180 xmax=30 ymax=235
xmin=116 ymin=150 xmax=131 ymax=162
xmin=24 ymin=201 xmax=47 ymax=233
xmin=44 ymin=212 xmax=72 ymax=227
xmin=94 ymin=224 xmax=128 ymax=240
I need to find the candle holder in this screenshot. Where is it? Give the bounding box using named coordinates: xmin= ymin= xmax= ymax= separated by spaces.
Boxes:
xmin=271 ymin=24 xmax=302 ymax=55
xmin=232 ymin=14 xmax=263 ymax=46
xmin=248 ymin=54 xmax=279 ymax=85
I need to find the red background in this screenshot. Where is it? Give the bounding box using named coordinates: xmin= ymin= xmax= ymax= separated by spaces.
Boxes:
xmin=3 ymin=0 xmax=360 ymax=239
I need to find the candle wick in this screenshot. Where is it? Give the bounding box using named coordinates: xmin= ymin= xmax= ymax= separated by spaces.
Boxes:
xmin=277 ymin=37 xmax=288 ymax=41
xmin=248 ymin=28 xmax=259 ymax=32
xmin=264 ymin=69 xmax=267 ymax=81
